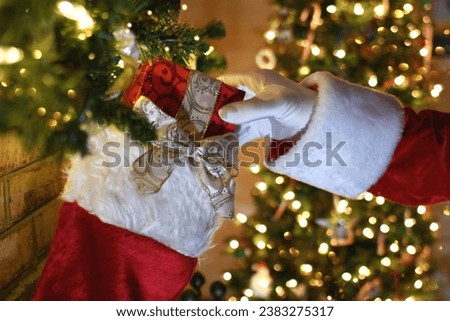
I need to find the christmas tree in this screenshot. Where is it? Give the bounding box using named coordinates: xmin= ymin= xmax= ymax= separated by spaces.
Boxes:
xmin=224 ymin=0 xmax=443 ymax=301
xmin=0 ymin=0 xmax=226 ymax=155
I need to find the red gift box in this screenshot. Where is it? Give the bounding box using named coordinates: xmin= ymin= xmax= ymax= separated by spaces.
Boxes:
xmin=123 ymin=58 xmax=245 ymax=139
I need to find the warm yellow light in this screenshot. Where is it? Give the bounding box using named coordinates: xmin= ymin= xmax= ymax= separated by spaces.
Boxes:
xmin=32 ymin=49 xmax=43 ymax=60
xmin=394 ymin=75 xmax=406 ymax=86
xmin=292 ymin=200 xmax=301 ymax=210
xmin=354 ymin=3 xmax=364 ymax=16
xmin=181 ymin=3 xmax=188 ymax=11
xmin=381 ymin=257 xmax=392 ymax=267
xmin=300 ymin=264 xmax=313 ymax=274
xmin=318 ymin=243 xmax=329 ymax=255
xmin=57 ymin=1 xmax=94 ymax=31
xmin=223 ymin=272 xmax=232 ymax=281
xmin=236 ymin=212 xmax=248 ymax=224
xmin=286 ymin=279 xmax=298 ymax=288
xmin=417 ymin=205 xmax=426 ymax=215
xmin=337 ymin=199 xmax=348 ymax=213
xmin=420 ymin=48 xmax=429 ymax=57
xmin=275 ymin=286 xmax=286 ymax=297
xmin=430 ymin=222 xmax=439 ymax=232
xmin=390 ymin=242 xmax=400 ymax=253
xmin=393 ymin=9 xmax=404 ymax=18
xmin=333 ymin=49 xmax=346 ymax=59
xmin=297 ymin=217 xmax=308 ymax=228
xmin=37 ymin=107 xmax=47 ymax=116
xmin=409 ymin=29 xmax=421 ymax=39
xmin=298 ymin=66 xmax=311 ymax=76
xmin=374 ymin=4 xmax=386 ymax=17
xmin=405 ymin=218 xmax=416 ymax=228
xmin=403 ymin=3 xmax=414 ymax=13
xmin=264 ymin=30 xmax=277 ymax=41
xmin=229 ymin=239 xmax=239 ymax=249
xmin=390 ymin=25 xmax=399 ymax=33
xmin=414 ymin=280 xmax=423 ymax=289
xmin=368 ymin=75 xmax=378 ymax=87
xmin=256 ymin=182 xmax=267 ymax=192
xmin=326 ymin=5 xmax=337 ymax=14
xmin=363 ymin=227 xmax=375 ymax=239
xmin=364 ymin=192 xmax=374 ymax=201
xmin=193 ymin=35 xmax=200 ymax=41
xmin=204 ymin=46 xmax=214 ymax=56
xmin=342 ymin=272 xmax=352 ymax=281
xmin=375 ymin=196 xmax=385 ymax=205
xmin=250 ymin=164 xmax=260 ymax=174
xmin=311 ymin=44 xmax=321 ymax=56
xmin=368 ymin=217 xmax=377 ymax=225
xmin=406 ymin=245 xmax=416 ymax=255
xmin=415 ymin=266 xmax=424 ymax=275
xmin=443 ymin=208 xmax=450 ymax=216
xmin=380 ymin=224 xmax=390 ymax=233
xmin=255 ymin=224 xmax=267 ymax=233
xmin=275 ymin=176 xmax=284 ymax=184
xmin=256 ymin=240 xmax=266 ymax=249
xmin=240 ymin=296 xmax=249 ymax=301
xmin=283 ymin=191 xmax=295 ymax=201
xmin=0 ymin=46 xmax=24 ymax=64
xmin=358 ymin=266 xmax=371 ymax=277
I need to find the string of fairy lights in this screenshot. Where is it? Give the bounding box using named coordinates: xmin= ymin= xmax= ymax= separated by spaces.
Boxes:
xmin=223 ymin=162 xmax=447 ymax=301
xmin=256 ymin=1 xmax=446 ymax=104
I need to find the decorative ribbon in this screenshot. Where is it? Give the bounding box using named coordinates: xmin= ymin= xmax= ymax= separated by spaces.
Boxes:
xmin=129 ymin=96 xmax=239 ymax=219
xmin=299 ymin=2 xmax=322 ymax=65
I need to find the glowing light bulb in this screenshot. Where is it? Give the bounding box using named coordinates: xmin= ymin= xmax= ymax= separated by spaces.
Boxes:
xmin=394 ymin=75 xmax=406 ymax=86
xmin=236 ymin=212 xmax=248 ymax=224
xmin=264 ymin=30 xmax=277 ymax=41
xmin=286 ymin=279 xmax=298 ymax=288
xmin=256 ymin=182 xmax=267 ymax=192
xmin=181 ymin=3 xmax=188 ymax=11
xmin=417 ymin=205 xmax=426 ymax=215
xmin=414 ymin=280 xmax=423 ymax=289
xmin=194 ymin=35 xmax=200 ymax=41
xmin=419 ymin=48 xmax=429 ymax=57
xmin=255 ymin=224 xmax=267 ymax=233
xmin=326 ymin=5 xmax=337 ymax=14
xmin=381 ymin=257 xmax=392 ymax=267
xmin=354 ymin=3 xmax=364 ymax=15
xmin=223 ymin=272 xmax=232 ymax=281
xmin=405 ymin=218 xmax=416 ymax=228
xmin=318 ymin=243 xmax=329 ymax=255
xmin=342 ymin=272 xmax=352 ymax=281
xmin=311 ymin=44 xmax=321 ymax=56
xmin=283 ymin=191 xmax=295 ymax=201
xmin=337 ymin=199 xmax=348 ymax=213
xmin=358 ymin=266 xmax=371 ymax=277
xmin=380 ymin=224 xmax=390 ymax=233
xmin=333 ymin=49 xmax=346 ymax=59
xmin=403 ymin=4 xmax=414 ymax=14
xmin=393 ymin=9 xmax=404 ymax=18
xmin=229 ymin=239 xmax=239 ymax=249
xmin=390 ymin=242 xmax=400 ymax=253
xmin=57 ymin=1 xmax=94 ymax=31
xmin=0 ymin=46 xmax=24 ymax=64
xmin=204 ymin=46 xmax=214 ymax=56
xmin=368 ymin=75 xmax=378 ymax=87
xmin=409 ymin=29 xmax=421 ymax=39
xmin=363 ymin=227 xmax=375 ymax=239
xmin=364 ymin=192 xmax=374 ymax=201
xmin=430 ymin=222 xmax=439 ymax=232
xmin=300 ymin=264 xmax=313 ymax=274
xmin=292 ymin=200 xmax=301 ymax=210
xmin=256 ymin=240 xmax=266 ymax=249
xmin=250 ymin=164 xmax=260 ymax=174
xmin=375 ymin=196 xmax=385 ymax=205
xmin=368 ymin=217 xmax=377 ymax=225
xmin=406 ymin=245 xmax=416 ymax=255
xmin=275 ymin=176 xmax=285 ymax=184
xmin=374 ymin=4 xmax=386 ymax=17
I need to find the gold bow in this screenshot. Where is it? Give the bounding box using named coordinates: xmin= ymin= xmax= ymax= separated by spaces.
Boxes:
xmin=129 ymin=97 xmax=238 ymax=219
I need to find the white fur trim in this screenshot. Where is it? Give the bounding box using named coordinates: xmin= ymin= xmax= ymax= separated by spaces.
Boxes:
xmin=62 ymin=125 xmax=220 ymax=257
xmin=266 ymin=72 xmax=404 ymax=198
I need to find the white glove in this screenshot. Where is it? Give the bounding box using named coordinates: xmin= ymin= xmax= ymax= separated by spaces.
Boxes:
xmin=218 ymin=70 xmax=317 ymax=144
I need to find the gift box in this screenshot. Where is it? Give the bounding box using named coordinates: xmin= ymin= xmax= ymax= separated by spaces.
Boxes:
xmin=123 ymin=58 xmax=245 ymax=139
xmin=122 ymin=58 xmax=245 ymax=220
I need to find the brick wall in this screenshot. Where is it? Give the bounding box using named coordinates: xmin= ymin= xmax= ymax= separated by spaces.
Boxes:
xmin=0 ymin=133 xmax=62 ymax=300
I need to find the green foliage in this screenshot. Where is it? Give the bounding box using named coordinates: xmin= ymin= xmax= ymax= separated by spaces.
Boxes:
xmin=226 ymin=168 xmax=438 ymax=300
xmin=0 ymin=0 xmax=227 ymax=154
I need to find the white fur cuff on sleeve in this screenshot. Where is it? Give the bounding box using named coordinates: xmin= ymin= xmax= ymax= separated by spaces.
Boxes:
xmin=265 ymin=71 xmax=404 ymax=198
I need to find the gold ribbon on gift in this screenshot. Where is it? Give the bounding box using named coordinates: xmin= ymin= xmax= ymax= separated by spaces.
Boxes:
xmin=130 ymin=96 xmax=238 ymax=219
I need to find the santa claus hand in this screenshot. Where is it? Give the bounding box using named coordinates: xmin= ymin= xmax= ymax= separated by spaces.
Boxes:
xmin=218 ymin=70 xmax=316 ymax=144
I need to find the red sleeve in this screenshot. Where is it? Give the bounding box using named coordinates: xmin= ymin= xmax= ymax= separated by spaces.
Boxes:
xmin=369 ymin=108 xmax=450 ymax=206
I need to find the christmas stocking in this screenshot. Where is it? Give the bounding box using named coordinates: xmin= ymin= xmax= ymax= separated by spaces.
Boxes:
xmin=33 ymin=59 xmax=245 ymax=300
